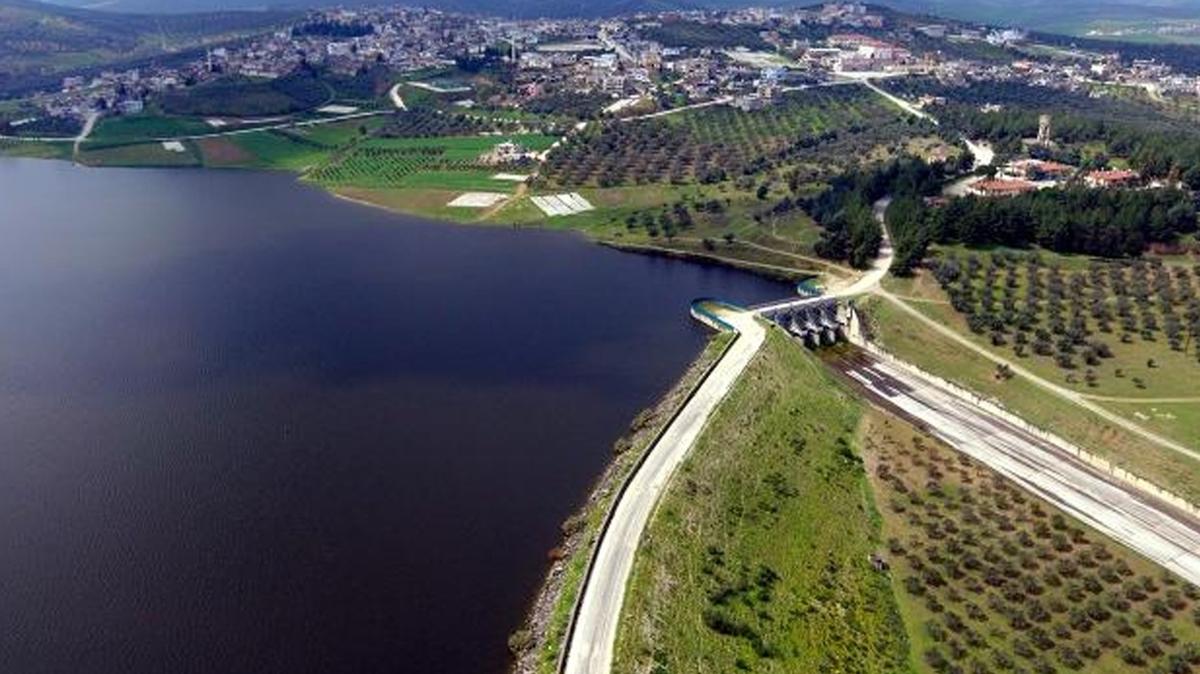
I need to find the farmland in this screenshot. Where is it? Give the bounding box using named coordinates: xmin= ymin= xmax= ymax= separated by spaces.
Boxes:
xmin=927 ymin=252 xmax=1200 ymax=397
xmin=307 ymin=134 xmax=555 ymax=190
xmin=862 ymin=409 xmax=1200 ymax=674
xmin=860 ymin=293 xmax=1200 ymax=505
xmin=90 ymin=114 xmax=217 ymax=144
xmin=541 ymin=86 xmax=907 ymax=189
xmin=78 ymin=141 xmax=201 ymax=167
xmin=880 ymin=250 xmax=1200 ymax=449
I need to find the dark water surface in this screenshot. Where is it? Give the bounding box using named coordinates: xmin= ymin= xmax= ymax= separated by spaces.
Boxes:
xmin=0 ymin=159 xmax=788 ymax=674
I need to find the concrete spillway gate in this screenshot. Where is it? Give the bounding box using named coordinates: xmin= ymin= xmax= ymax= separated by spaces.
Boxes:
xmin=760 ymin=298 xmax=848 ymax=348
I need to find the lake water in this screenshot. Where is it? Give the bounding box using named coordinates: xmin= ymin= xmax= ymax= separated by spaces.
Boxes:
xmin=0 ymin=159 xmax=789 ymax=674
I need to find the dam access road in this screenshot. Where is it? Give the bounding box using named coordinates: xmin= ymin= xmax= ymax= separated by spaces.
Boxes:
xmin=562 ymin=176 xmax=1200 ymax=673
xmin=561 ymin=210 xmax=894 ymax=674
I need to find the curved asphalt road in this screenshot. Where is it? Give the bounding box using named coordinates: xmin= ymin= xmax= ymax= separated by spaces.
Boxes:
xmin=563 ymin=306 xmax=765 ymax=674
xmin=564 ymin=212 xmax=895 ymax=674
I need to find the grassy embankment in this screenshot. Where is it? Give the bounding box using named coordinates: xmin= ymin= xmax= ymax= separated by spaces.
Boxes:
xmin=859 ymin=292 xmax=1200 ymax=506
xmin=614 ymin=329 xmax=910 ymax=673
xmin=511 ymin=331 xmax=735 ymax=674
xmin=862 ymin=410 xmax=1200 ymax=674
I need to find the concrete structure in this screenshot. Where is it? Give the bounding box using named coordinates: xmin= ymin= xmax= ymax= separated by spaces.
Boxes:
xmin=758 ymin=297 xmax=847 ymax=347
xmin=1037 ymin=113 xmax=1052 ymax=145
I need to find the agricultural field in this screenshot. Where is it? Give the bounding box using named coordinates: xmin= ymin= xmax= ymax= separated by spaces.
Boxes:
xmin=0 ymin=139 xmax=73 ymax=160
xmin=614 ymin=330 xmax=909 ymax=673
xmin=77 ymin=141 xmax=201 ymax=168
xmin=921 ymin=251 xmax=1200 ymax=398
xmin=859 ymin=294 xmax=1200 ymax=505
xmin=90 ymin=114 xmax=216 ymax=144
xmin=299 ymin=116 xmax=389 ymax=146
xmin=218 ymin=129 xmax=333 ymax=171
xmin=307 ymin=135 xmax=554 ymax=190
xmin=541 ymin=86 xmax=906 ymax=189
xmin=862 ymin=410 xmax=1200 ymax=674
xmin=889 ymin=251 xmax=1200 ymax=451
xmin=530 ymin=182 xmax=841 ymax=278
xmin=375 ymin=108 xmax=532 ymax=138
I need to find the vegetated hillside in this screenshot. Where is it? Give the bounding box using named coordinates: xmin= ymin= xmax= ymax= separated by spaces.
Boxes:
xmin=43 ymin=0 xmax=1200 ymax=29
xmin=0 ymin=0 xmax=296 ymax=95
xmin=879 ymin=0 xmax=1200 ymax=35
xmin=45 ymin=0 xmax=701 ymax=18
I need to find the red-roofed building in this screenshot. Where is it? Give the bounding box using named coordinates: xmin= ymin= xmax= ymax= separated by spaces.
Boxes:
xmin=827 ymin=33 xmax=888 ymax=49
xmin=969 ymin=179 xmax=1038 ymax=198
xmin=1006 ymin=159 xmax=1074 ymax=181
xmin=1085 ymin=169 xmax=1139 ymax=188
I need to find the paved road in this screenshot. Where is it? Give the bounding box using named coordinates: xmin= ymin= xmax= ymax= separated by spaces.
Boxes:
xmin=856 ymin=77 xmax=938 ymax=125
xmin=827 ymin=349 xmax=1200 ymax=585
xmin=72 ymin=112 xmax=99 ymax=158
xmin=388 ymin=83 xmax=408 ymax=111
xmin=1 ymin=109 xmax=386 ymax=146
xmin=563 ymin=307 xmax=766 ymax=674
xmin=620 ymin=97 xmax=734 ymax=122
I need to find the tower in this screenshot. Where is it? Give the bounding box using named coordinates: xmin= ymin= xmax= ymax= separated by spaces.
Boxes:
xmin=1037 ymin=114 xmax=1052 ymax=145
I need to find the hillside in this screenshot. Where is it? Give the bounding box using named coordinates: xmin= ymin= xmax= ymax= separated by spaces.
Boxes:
xmin=881 ymin=0 xmax=1200 ymax=38
xmin=39 ymin=0 xmax=1200 ymax=37
xmin=0 ymin=0 xmax=297 ymax=96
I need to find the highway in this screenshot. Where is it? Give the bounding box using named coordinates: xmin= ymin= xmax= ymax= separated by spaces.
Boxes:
xmin=562 ymin=307 xmax=765 ymax=674
xmin=827 ymin=349 xmax=1200 ymax=585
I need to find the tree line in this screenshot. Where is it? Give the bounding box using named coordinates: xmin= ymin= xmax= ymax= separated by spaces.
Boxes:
xmin=809 ymin=157 xmax=960 ymax=270
xmin=888 ymin=188 xmax=1197 ymax=275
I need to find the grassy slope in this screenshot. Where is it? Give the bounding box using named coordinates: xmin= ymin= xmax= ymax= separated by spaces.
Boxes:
xmin=859 ymin=294 xmax=1200 ymax=505
xmin=90 ymin=114 xmax=216 ymax=144
xmin=615 ymin=329 xmax=910 ymax=673
xmin=862 ymin=409 xmax=1200 ymax=674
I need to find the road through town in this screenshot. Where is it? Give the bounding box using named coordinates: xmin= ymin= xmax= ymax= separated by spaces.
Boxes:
xmin=828 ymin=350 xmax=1200 ymax=585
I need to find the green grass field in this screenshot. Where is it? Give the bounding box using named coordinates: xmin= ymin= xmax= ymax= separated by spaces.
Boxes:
xmin=223 ymin=130 xmax=331 ymax=171
xmin=0 ymin=139 xmax=73 ymax=160
xmin=862 ymin=410 xmax=1200 ymax=674
xmin=90 ymin=115 xmax=215 ymax=144
xmin=77 ymin=141 xmax=201 ymax=167
xmin=614 ymin=329 xmax=910 ymax=673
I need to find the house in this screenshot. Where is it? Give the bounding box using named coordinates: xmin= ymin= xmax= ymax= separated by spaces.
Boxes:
xmin=969 ymin=179 xmax=1038 ymax=197
xmin=481 ymin=140 xmax=530 ymax=165
xmin=1005 ymin=159 xmax=1073 ymax=181
xmin=1085 ymin=169 xmax=1139 ymax=188
xmin=117 ymin=99 xmax=144 ymax=115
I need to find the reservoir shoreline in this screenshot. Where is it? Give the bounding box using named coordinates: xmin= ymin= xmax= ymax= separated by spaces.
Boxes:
xmin=0 ymin=157 xmax=791 ymax=674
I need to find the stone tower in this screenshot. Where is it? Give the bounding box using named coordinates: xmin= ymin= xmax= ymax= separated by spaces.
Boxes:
xmin=1037 ymin=114 xmax=1052 ymax=145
